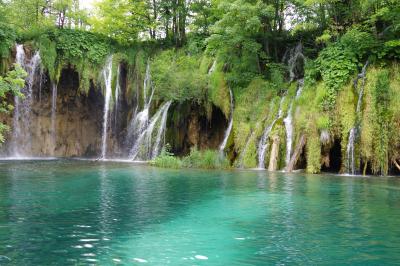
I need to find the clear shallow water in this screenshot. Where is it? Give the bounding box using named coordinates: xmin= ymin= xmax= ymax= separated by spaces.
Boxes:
xmin=0 ymin=161 xmax=400 ymax=265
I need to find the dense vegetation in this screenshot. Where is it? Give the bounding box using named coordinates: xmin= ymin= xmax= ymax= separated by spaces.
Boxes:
xmin=0 ymin=0 xmax=400 ymax=174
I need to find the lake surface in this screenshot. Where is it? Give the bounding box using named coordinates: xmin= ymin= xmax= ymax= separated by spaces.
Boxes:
xmin=0 ymin=160 xmax=399 ymax=265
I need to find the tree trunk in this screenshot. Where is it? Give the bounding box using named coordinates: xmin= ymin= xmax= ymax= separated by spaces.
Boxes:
xmin=287 ymin=134 xmax=306 ymax=172
xmin=393 ymin=159 xmax=400 ymax=171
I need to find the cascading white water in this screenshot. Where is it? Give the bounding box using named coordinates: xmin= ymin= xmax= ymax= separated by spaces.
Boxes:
xmin=152 ymin=101 xmax=172 ymax=158
xmin=10 ymin=45 xmax=42 ymax=157
xmin=219 ymin=88 xmax=234 ymax=152
xmin=129 ymin=101 xmax=172 ymax=160
xmin=126 ymin=62 xmax=154 ymax=148
xmin=287 ymin=43 xmax=305 ymax=82
xmin=114 ymin=65 xmax=121 ymax=132
xmin=101 ymin=56 xmax=113 ymax=159
xmin=208 ymin=60 xmax=217 ymax=74
xmin=51 ymin=83 xmax=58 ymax=154
xmin=346 ymin=62 xmax=369 ymax=175
xmin=257 ymin=97 xmax=285 ymax=169
xmin=283 ymin=79 xmax=304 ymax=168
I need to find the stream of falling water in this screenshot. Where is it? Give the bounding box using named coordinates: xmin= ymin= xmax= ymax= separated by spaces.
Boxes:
xmin=114 ymin=65 xmax=121 ymax=133
xmin=51 ymin=83 xmax=58 ymax=155
xmin=219 ymin=88 xmax=234 ymax=153
xmin=101 ymin=56 xmax=113 ymax=159
xmin=127 ymin=62 xmax=172 ymax=161
xmin=257 ymin=97 xmax=285 ymax=169
xmin=10 ymin=45 xmax=41 ymax=157
xmin=129 ymin=101 xmax=172 ymax=160
xmin=126 ymin=62 xmax=153 ymax=150
xmin=283 ymin=79 xmax=304 ymax=169
xmin=346 ymin=62 xmax=369 ymax=175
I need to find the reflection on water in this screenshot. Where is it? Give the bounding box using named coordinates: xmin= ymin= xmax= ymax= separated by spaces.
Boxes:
xmin=0 ymin=160 xmax=400 ymax=264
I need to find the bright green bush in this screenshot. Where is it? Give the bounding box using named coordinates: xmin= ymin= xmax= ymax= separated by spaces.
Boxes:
xmin=151 ymin=50 xmax=207 ymax=103
xmin=183 ymin=148 xmax=230 ymax=169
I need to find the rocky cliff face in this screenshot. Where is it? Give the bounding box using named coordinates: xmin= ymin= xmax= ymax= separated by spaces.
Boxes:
xmin=0 ymin=64 xmax=227 ymax=158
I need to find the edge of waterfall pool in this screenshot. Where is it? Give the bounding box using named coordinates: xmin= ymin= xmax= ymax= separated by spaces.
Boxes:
xmin=1 ymin=159 xmax=400 ymax=265
xmin=0 ymin=157 xmax=395 ymax=178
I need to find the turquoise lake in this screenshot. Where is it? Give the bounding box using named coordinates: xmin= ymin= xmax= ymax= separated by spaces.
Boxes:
xmin=0 ymin=160 xmax=400 ymax=265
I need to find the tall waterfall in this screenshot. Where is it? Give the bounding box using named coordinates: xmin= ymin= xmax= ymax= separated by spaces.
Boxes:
xmin=287 ymin=43 xmax=305 ymax=82
xmin=101 ymin=56 xmax=113 ymax=159
xmin=51 ymin=83 xmax=58 ymax=154
xmin=10 ymin=45 xmax=42 ymax=157
xmin=257 ymin=97 xmax=285 ymax=169
xmin=126 ymin=62 xmax=154 ymax=149
xmin=114 ymin=65 xmax=121 ymax=132
xmin=127 ymin=62 xmax=172 ymax=161
xmin=283 ymin=79 xmax=304 ymax=168
xmin=346 ymin=62 xmax=369 ymax=175
xmin=219 ymin=88 xmax=234 ymax=152
xmin=129 ymin=101 xmax=172 ymax=160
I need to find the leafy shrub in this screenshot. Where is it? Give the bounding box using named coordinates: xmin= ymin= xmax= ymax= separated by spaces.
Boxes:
xmin=183 ymin=148 xmax=230 ymax=169
xmin=151 ymin=149 xmax=183 ymax=169
xmin=0 ymin=65 xmax=26 ymax=142
xmin=151 ymin=50 xmax=207 ymax=103
xmin=152 ymin=148 xmax=230 ymax=170
xmin=0 ymin=23 xmax=16 ymax=59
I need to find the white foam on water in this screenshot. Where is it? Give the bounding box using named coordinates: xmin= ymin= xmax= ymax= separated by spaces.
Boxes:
xmin=235 ymin=237 xmax=246 ymax=240
xmin=195 ymin=255 xmax=208 ymax=260
xmin=113 ymin=258 xmax=122 ymax=262
xmin=83 ymin=244 xmax=93 ymax=248
xmin=133 ymin=258 xmax=148 ymax=263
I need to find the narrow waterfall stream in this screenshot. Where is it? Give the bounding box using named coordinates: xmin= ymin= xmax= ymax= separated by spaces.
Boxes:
xmin=283 ymin=79 xmax=304 ymax=169
xmin=101 ymin=56 xmax=113 ymax=159
xmin=10 ymin=45 xmax=42 ymax=157
xmin=346 ymin=62 xmax=369 ymax=174
xmin=257 ymin=97 xmax=285 ymax=169
xmin=219 ymin=88 xmax=234 ymax=152
xmin=114 ymin=65 xmax=121 ymax=133
xmin=51 ymin=82 xmax=58 ymax=155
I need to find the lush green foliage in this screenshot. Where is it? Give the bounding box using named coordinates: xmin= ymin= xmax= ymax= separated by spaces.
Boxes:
xmin=0 ymin=23 xmax=16 ymax=60
xmin=152 ymin=148 xmax=230 ymax=170
xmin=152 ymin=50 xmax=207 ymax=103
xmin=0 ymin=65 xmax=26 ymax=142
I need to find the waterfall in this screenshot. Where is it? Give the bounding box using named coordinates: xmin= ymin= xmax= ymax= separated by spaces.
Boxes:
xmin=129 ymin=101 xmax=172 ymax=160
xmin=51 ymin=83 xmax=58 ymax=155
xmin=283 ymin=79 xmax=304 ymax=168
xmin=346 ymin=62 xmax=369 ymax=174
xmin=126 ymin=62 xmax=154 ymax=149
xmin=284 ymin=43 xmax=305 ymax=82
xmin=219 ymin=88 xmax=234 ymax=152
xmin=10 ymin=45 xmax=42 ymax=157
xmin=152 ymin=101 xmax=172 ymax=158
xmin=208 ymin=60 xmax=217 ymax=74
xmin=101 ymin=56 xmax=113 ymax=159
xmin=114 ymin=65 xmax=121 ymax=133
xmin=126 ymin=61 xmax=172 ymax=160
xmin=257 ymin=97 xmax=285 ymax=169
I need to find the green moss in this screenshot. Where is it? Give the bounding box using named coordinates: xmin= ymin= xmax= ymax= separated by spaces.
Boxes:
xmin=306 ymin=125 xmax=321 ymax=174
